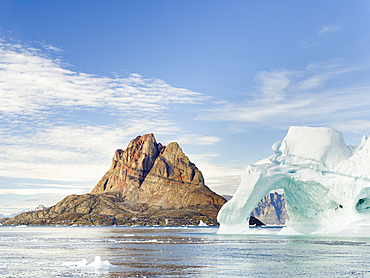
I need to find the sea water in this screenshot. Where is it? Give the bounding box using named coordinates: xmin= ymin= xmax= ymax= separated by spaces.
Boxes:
xmin=0 ymin=225 xmax=370 ymax=277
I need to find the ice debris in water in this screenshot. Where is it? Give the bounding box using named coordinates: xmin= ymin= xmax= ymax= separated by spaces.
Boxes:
xmin=62 ymin=256 xmax=111 ymax=268
xmin=218 ymin=126 xmax=370 ymax=235
xmin=198 ymin=220 xmax=208 ymax=226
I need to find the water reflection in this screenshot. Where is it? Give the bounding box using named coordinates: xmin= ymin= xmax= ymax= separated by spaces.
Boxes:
xmin=102 ymin=227 xmax=213 ymax=277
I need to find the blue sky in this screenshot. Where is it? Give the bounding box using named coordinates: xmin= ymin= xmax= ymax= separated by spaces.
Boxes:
xmin=1 ymin=0 xmax=370 ymax=215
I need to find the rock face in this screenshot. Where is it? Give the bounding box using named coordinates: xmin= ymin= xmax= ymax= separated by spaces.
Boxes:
xmin=5 ymin=134 xmax=226 ymax=226
xmin=251 ymin=192 xmax=288 ymax=225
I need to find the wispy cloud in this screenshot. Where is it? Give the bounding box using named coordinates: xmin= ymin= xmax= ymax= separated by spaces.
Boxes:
xmin=199 ymin=63 xmax=369 ymax=131
xmin=0 ymin=41 xmax=206 ymax=117
xmin=187 ymin=153 xmax=243 ymax=195
xmin=0 ymin=187 xmax=84 ymax=195
xmin=318 ymin=24 xmax=342 ymax=35
xmin=298 ymin=40 xmax=319 ymax=49
xmin=174 ymin=134 xmax=222 ymax=146
xmin=332 ymin=120 xmax=370 ymax=134
xmin=255 ymin=70 xmax=292 ymax=102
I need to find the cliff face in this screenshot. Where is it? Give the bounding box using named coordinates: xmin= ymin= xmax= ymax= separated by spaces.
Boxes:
xmin=5 ymin=134 xmax=226 ymax=225
xmin=92 ymin=134 xmax=162 ymax=195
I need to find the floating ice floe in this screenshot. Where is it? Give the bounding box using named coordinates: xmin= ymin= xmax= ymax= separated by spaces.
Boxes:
xmin=62 ymin=256 xmax=111 ymax=268
xmin=218 ymin=126 xmax=370 ymax=236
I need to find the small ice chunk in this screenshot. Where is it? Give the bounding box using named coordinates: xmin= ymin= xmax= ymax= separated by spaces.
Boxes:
xmin=198 ymin=220 xmax=208 ymax=226
xmin=62 ymin=256 xmax=111 ymax=268
xmin=62 ymin=259 xmax=88 ymax=267
xmin=87 ymin=256 xmax=111 ymax=268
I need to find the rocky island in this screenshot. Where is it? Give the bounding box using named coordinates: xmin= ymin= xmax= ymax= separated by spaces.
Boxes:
xmin=4 ymin=134 xmax=227 ymax=226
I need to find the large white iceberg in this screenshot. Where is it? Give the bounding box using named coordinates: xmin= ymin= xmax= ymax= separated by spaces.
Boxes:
xmin=218 ymin=126 xmax=370 ymax=235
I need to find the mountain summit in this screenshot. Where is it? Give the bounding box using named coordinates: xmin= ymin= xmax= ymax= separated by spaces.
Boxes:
xmin=5 ymin=134 xmax=226 ymax=225
xmin=91 ymin=133 xmax=224 ymax=210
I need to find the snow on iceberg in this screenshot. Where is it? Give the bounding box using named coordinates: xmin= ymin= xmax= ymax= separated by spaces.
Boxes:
xmin=218 ymin=126 xmax=370 ymax=235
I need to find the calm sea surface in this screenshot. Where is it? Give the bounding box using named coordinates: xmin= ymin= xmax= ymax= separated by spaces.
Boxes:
xmin=1 ymin=225 xmax=370 ymax=277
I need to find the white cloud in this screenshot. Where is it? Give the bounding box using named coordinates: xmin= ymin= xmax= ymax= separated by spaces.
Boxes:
xmin=0 ymin=187 xmax=84 ymax=195
xmin=318 ymin=24 xmax=342 ymax=35
xmin=0 ymin=41 xmax=206 ymax=117
xmin=174 ymin=134 xmax=221 ymax=146
xmin=187 ymin=153 xmax=244 ymax=195
xmin=297 ymin=75 xmax=329 ymax=91
xmin=332 ymin=120 xmax=370 ymax=134
xmin=205 ymin=175 xmax=242 ymax=196
xmin=0 ymin=160 xmax=107 ymax=183
xmin=0 ymin=194 xmax=74 ymax=216
xmin=255 ymin=70 xmax=292 ymax=101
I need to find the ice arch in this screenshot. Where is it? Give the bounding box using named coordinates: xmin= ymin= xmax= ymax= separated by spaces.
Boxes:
xmin=218 ymin=126 xmax=370 ymax=235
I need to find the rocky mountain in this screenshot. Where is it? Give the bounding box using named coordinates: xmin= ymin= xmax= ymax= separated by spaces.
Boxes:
xmin=91 ymin=133 xmax=225 ymax=210
xmin=251 ymin=192 xmax=288 ymax=225
xmin=4 ymin=134 xmax=226 ymax=226
xmin=222 ymin=192 xmax=288 ymax=225
xmin=0 ymin=205 xmax=47 ymax=222
xmin=33 ymin=205 xmax=48 ymax=211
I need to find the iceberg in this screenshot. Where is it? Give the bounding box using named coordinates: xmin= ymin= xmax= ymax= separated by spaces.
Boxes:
xmin=218 ymin=126 xmax=370 ymax=235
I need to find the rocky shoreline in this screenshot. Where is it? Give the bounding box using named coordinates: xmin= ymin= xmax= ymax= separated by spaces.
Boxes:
xmin=0 ymin=214 xmax=266 ymax=227
xmin=0 ymin=214 xmax=218 ymax=226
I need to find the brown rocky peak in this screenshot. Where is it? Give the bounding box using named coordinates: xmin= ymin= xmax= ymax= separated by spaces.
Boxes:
xmin=92 ymin=134 xmax=163 ymax=194
xmin=157 ymin=142 xmax=203 ymax=185
xmin=120 ymin=133 xmax=162 ymax=173
xmin=91 ymin=133 xmax=225 ymax=210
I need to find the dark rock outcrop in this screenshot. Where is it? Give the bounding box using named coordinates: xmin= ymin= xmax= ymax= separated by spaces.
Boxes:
xmin=4 ymin=134 xmax=226 ymax=226
xmin=249 ymin=215 xmax=265 ymax=226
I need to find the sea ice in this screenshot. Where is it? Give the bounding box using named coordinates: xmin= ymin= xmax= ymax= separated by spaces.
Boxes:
xmin=218 ymin=126 xmax=370 ymax=235
xmin=0 ymin=263 xmax=8 ymax=269
xmin=62 ymin=256 xmax=111 ymax=268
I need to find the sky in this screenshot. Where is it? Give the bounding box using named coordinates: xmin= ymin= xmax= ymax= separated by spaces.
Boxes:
xmin=1 ymin=0 xmax=370 ymax=216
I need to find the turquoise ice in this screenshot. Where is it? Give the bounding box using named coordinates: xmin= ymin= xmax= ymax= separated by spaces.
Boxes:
xmin=218 ymin=126 xmax=370 ymax=235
